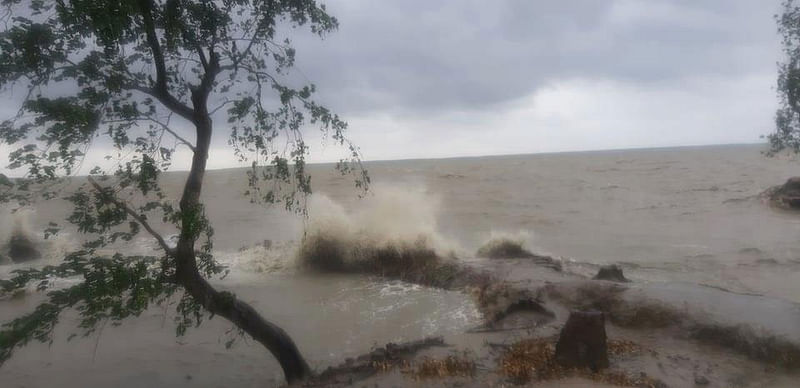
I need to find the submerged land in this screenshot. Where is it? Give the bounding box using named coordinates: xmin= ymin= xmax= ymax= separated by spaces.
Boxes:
xmin=1 ymin=144 xmax=800 ymax=387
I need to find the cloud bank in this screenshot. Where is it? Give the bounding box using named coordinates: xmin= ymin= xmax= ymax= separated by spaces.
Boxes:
xmin=0 ymin=0 xmax=785 ymax=174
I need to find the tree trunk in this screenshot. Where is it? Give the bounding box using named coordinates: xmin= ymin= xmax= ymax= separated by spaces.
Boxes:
xmin=171 ymin=90 xmax=311 ymax=383
xmin=180 ymin=269 xmax=311 ymax=383
xmin=136 ymin=0 xmax=312 ymax=380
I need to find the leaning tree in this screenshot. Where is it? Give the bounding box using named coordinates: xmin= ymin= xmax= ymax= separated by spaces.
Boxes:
xmin=0 ymin=0 xmax=367 ymax=383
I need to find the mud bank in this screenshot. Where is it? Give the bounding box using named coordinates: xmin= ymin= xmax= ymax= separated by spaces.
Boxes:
xmin=297 ymin=232 xmax=558 ymax=330
xmin=299 ymin=239 xmax=800 ymax=387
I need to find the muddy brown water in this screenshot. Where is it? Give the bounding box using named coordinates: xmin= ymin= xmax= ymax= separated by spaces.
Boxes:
xmin=2 ymin=143 xmax=800 ymax=386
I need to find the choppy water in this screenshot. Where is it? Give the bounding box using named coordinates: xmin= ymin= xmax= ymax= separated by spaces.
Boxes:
xmin=2 ymin=143 xmax=800 ymax=385
xmin=311 ymin=143 xmax=800 ymax=302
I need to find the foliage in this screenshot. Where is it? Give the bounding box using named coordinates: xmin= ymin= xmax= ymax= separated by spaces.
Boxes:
xmin=0 ymin=251 xmax=176 ymax=363
xmin=0 ymin=0 xmax=367 ymax=373
xmin=770 ymin=0 xmax=800 ymax=154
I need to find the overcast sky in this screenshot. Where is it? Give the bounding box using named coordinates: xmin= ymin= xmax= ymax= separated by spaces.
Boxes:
xmin=0 ymin=0 xmax=787 ymax=173
xmin=273 ymin=0 xmax=783 ymax=165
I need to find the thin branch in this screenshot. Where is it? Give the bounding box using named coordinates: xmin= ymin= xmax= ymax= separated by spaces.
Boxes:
xmin=209 ymin=98 xmax=233 ymax=116
xmin=122 ymin=83 xmax=194 ymax=123
xmin=231 ymin=17 xmax=265 ymax=69
xmin=87 ymin=177 xmax=175 ymax=256
xmin=102 ymin=116 xmax=196 ymax=152
xmin=155 ymin=114 xmax=196 ymax=152
xmin=92 ymin=318 xmax=109 ymax=362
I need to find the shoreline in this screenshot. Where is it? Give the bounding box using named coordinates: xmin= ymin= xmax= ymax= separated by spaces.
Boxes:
xmin=3 ymin=144 xmax=800 ymax=386
xmin=2 ymin=241 xmax=799 ymax=387
xmin=303 ymin=249 xmax=800 ymax=387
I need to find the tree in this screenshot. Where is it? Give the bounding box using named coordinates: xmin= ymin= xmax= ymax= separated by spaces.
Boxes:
xmin=771 ymin=0 xmax=800 ymax=153
xmin=0 ymin=0 xmax=367 ymax=384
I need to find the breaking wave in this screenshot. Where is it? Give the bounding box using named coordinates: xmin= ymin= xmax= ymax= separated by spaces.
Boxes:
xmin=224 ymin=240 xmax=300 ymax=278
xmin=0 ymin=207 xmax=74 ymax=291
xmin=297 ymin=185 xmax=459 ymax=271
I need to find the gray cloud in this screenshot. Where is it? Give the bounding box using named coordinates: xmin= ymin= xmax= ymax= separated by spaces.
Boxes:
xmin=288 ymin=0 xmax=781 ymax=116
xmin=1 ymin=0 xmax=786 ymax=174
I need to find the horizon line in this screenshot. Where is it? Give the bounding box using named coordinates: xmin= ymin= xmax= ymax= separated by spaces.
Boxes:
xmin=0 ymin=141 xmax=770 ymax=178
xmin=196 ymin=141 xmax=768 ymax=173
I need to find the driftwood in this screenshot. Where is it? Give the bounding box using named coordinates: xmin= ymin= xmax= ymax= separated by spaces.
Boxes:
xmin=304 ymin=337 xmax=447 ymax=387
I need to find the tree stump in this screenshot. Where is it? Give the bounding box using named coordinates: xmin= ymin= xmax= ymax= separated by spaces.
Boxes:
xmin=593 ymin=264 xmax=629 ymax=282
xmin=554 ymin=310 xmax=609 ymax=371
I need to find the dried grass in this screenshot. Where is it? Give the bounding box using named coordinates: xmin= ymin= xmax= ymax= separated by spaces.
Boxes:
xmin=500 ymin=337 xmax=564 ymax=382
xmin=499 ymin=337 xmax=663 ymax=387
xmin=607 ymin=339 xmax=644 ymax=356
xmin=411 ymin=354 xmax=476 ymax=379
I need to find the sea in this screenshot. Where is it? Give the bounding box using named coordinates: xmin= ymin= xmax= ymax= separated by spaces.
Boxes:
xmin=1 ymin=143 xmax=799 ymax=386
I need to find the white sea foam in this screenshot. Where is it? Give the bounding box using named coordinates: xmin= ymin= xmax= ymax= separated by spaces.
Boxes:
xmin=296 ymin=184 xmax=461 ymax=270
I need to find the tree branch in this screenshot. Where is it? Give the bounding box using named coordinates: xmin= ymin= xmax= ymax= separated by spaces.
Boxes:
xmin=196 ymin=46 xmax=209 ymax=72
xmin=137 ymin=0 xmax=195 ymax=122
xmin=195 ymin=48 xmax=221 ymax=104
xmin=102 ymin=116 xmax=196 ymax=152
xmin=209 ymin=98 xmax=233 ymax=116
xmin=87 ymin=176 xmax=175 ymax=256
xmin=159 ymin=122 xmax=196 ymax=152
xmin=230 ymin=11 xmax=277 ymax=71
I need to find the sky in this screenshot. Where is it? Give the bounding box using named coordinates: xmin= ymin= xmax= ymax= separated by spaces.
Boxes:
xmin=0 ymin=0 xmax=788 ymax=173
xmin=277 ymin=0 xmax=784 ymax=164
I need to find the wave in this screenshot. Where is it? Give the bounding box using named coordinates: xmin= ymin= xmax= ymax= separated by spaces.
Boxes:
xmin=298 ymin=185 xmax=458 ymax=271
xmin=224 ymin=240 xmax=299 ymax=277
xmin=0 ymin=208 xmax=64 ymax=265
